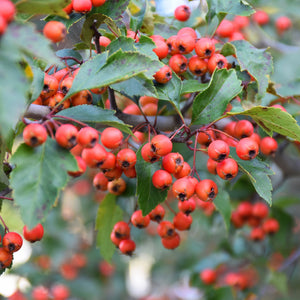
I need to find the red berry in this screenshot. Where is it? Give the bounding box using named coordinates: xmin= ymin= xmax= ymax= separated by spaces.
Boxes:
xmin=175 ymin=34 xmax=195 ymax=54
xmin=207 ymin=53 xmax=228 ymax=74
xmin=195 ymin=179 xmax=218 ymax=202
xmin=131 ymin=210 xmax=150 ymax=229
xmin=112 ymin=221 xmax=130 ymax=240
xmin=152 ymin=169 xmax=173 ymax=189
xmin=141 ymin=142 xmax=160 ymax=163
xmin=32 ymin=285 xmax=49 ymax=300
xmin=23 ymin=123 xmax=48 ymax=147
xmin=0 ymin=247 xmax=13 ymax=269
xmin=250 ymin=227 xmax=265 ymax=241
xmin=68 ymin=156 xmax=86 ymax=177
xmin=236 ymin=201 xmax=253 ymax=219
xmin=207 ymin=140 xmax=230 ymax=162
xmin=174 ymin=5 xmax=191 ymax=22
xmin=107 ymin=177 xmax=126 ymax=195
xmin=162 ymin=152 xmax=184 ymax=174
xmin=157 ymin=221 xmax=175 ymax=238
xmin=252 ymin=202 xmax=269 ymax=219
xmin=172 ymin=177 xmax=195 ymax=201
xmin=236 ymin=137 xmax=259 ymax=160
xmin=188 ymin=55 xmax=208 ymax=76
xmin=276 ymin=16 xmax=292 ymax=33
xmin=178 ymin=27 xmax=197 ymax=39
xmin=169 ymin=54 xmax=188 ymax=74
xmin=2 ymin=232 xmax=23 ymax=253
xmin=161 ymin=232 xmax=180 ymax=249
xmin=43 ymin=21 xmax=66 ymax=43
xmin=174 ymin=161 xmax=191 ymax=179
xmin=216 ymin=20 xmax=235 ymax=38
xmin=195 ymin=37 xmax=215 ymax=58
xmin=260 ymin=137 xmax=278 ymax=155
xmin=23 ymin=223 xmax=44 ymax=243
xmin=233 ymin=16 xmax=250 ymax=30
xmin=119 ymin=239 xmax=136 ymax=255
xmin=0 ymin=0 xmax=15 ymax=23
xmin=252 ymin=10 xmax=269 ymax=26
xmin=72 ymin=0 xmax=92 ymax=13
xmin=178 ymin=197 xmax=196 ymax=214
xmin=197 ymin=129 xmax=215 ymax=146
xmin=81 ymin=144 xmax=107 ymax=168
xmin=153 ymin=39 xmax=169 ymax=59
xmin=151 ymin=134 xmax=173 ymax=156
xmin=103 ymin=166 xmax=123 ymax=181
xmin=200 ymin=269 xmax=217 ymax=285
xmin=116 ymin=148 xmax=137 ymax=170
xmin=149 ymin=204 xmax=165 ymax=222
xmin=91 ymin=0 xmax=106 ymax=7
xmin=206 ymin=158 xmax=218 ymax=175
xmin=0 ymin=15 xmax=7 ymax=35
xmin=234 ymin=120 xmax=254 ymax=139
xmin=100 ymin=152 xmax=116 ymax=172
xmin=231 ymin=211 xmax=245 ymax=228
xmin=262 ymin=218 xmax=280 ymax=234
xmin=77 ymin=126 xmax=99 ymax=148
xmin=101 ymin=127 xmax=123 ymax=149
xmin=55 ymin=124 xmax=78 ymax=149
xmin=173 ymin=211 xmax=193 ymax=231
xmin=216 ymin=158 xmax=239 ymax=180
xmin=93 ymin=172 xmax=108 ymax=191
xmin=52 ymin=284 xmax=70 ymax=300
xmin=154 ymin=65 xmax=172 ymax=84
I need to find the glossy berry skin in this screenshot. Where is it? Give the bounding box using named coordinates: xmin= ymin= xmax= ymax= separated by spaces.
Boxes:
xmin=31 ymin=285 xmax=49 ymax=300
xmin=174 ymin=161 xmax=191 ymax=179
xmin=23 ymin=123 xmax=48 ymax=147
xmin=216 ymin=158 xmax=239 ymax=180
xmin=260 ymin=137 xmax=278 ymax=155
xmin=153 ymin=39 xmax=169 ymax=59
xmin=55 ymin=124 xmax=78 ymax=149
xmin=200 ymin=269 xmax=217 ymax=285
xmin=107 ymin=177 xmax=126 ymax=195
xmin=152 ymin=169 xmax=172 ymax=189
xmin=206 ymin=158 xmax=218 ymax=175
xmin=52 ymin=284 xmax=70 ymax=300
xmin=103 ymin=166 xmax=123 ymax=181
xmin=72 ymin=0 xmax=92 ymax=13
xmin=81 ymin=144 xmax=107 ymax=168
xmin=100 ymin=152 xmax=116 ymax=171
xmin=23 ymin=223 xmax=44 ymax=243
xmin=93 ymin=172 xmax=108 ymax=191
xmin=43 ymin=21 xmax=66 ymax=43
xmin=252 ymin=10 xmax=269 ymax=26
xmin=119 ymin=239 xmax=136 ymax=255
xmin=173 ymin=212 xmax=193 ymax=231
xmin=161 ymin=232 xmax=180 ymax=249
xmin=101 ymin=127 xmax=123 ymax=149
xmin=149 ymin=204 xmax=165 ymax=222
xmin=113 ymin=221 xmax=130 ymax=240
xmin=141 ymin=143 xmax=160 ymax=163
xmin=216 ymin=20 xmax=235 ymax=38
xmin=207 ymin=53 xmax=228 ymax=74
xmin=77 ymin=126 xmax=99 ymax=148
xmin=178 ymin=27 xmax=197 ymax=39
xmin=195 ymin=179 xmax=218 ymax=202
xmin=207 ymin=140 xmax=230 ymax=162
xmin=157 ymin=221 xmax=175 ymax=238
xmin=234 ymin=120 xmax=254 ymax=139
xmin=262 ymin=218 xmax=280 ymax=234
xmin=153 ymin=65 xmax=172 ymax=84
xmin=91 ymin=0 xmax=106 ymax=6
xmin=151 ymin=134 xmax=173 ymax=156
xmin=197 ymin=129 xmax=215 ymax=146
xmin=0 ymin=247 xmax=13 ymax=269
xmin=175 ymin=34 xmax=195 ymax=54
xmin=172 ymin=177 xmax=195 ymax=201
xmin=169 ymin=54 xmax=188 ymax=74
xmin=236 ymin=137 xmax=259 ymax=160
xmin=116 ymin=148 xmax=137 ymax=170
xmin=174 ymin=5 xmax=191 ymax=22
xmin=2 ymin=232 xmax=23 ymax=253
xmin=178 ymin=197 xmax=196 ymax=214
xmin=162 ymin=152 xmax=184 ymax=174
xmin=131 ymin=210 xmax=150 ymax=228
xmin=195 ymin=38 xmax=215 ymax=58
xmin=188 ymin=55 xmax=207 ymax=76
xmin=250 ymin=227 xmax=265 ymax=241
xmin=252 ymin=202 xmax=269 ymax=219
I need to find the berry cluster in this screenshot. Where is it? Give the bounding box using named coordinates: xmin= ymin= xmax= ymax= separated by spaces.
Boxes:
xmin=0 ymin=0 xmax=15 ymax=36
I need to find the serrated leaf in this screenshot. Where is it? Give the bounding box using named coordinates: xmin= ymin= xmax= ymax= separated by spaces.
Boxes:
xmin=135 ymin=147 xmax=168 ymax=215
xmin=107 ymin=36 xmax=136 ymax=55
xmin=0 ymin=55 xmax=28 ymax=139
xmin=135 ymin=35 xmax=157 ymax=61
xmin=92 ymin=0 xmax=130 ymax=21
xmin=231 ymin=149 xmax=274 ymax=205
xmin=111 ymin=74 xmax=158 ymax=99
xmin=214 ymin=190 xmax=231 ymax=232
xmin=221 ymin=40 xmax=273 ymax=100
xmin=181 ymin=80 xmax=208 ymax=95
xmin=66 ymin=50 xmax=162 ymax=98
xmin=129 ymin=0 xmax=147 ymax=32
xmin=10 ymin=139 xmax=78 ymax=228
xmin=155 ymin=71 xmax=183 ymax=117
xmin=55 ymin=105 xmax=132 ymax=134
xmin=16 ymin=0 xmax=70 ymax=17
xmin=95 ymin=193 xmax=123 ymax=262
xmin=80 ymin=13 xmax=120 ymax=46
xmin=227 ymin=106 xmax=300 ymax=141
xmin=191 ymin=69 xmax=242 ymax=125
xmin=2 ymin=22 xmax=61 ymax=65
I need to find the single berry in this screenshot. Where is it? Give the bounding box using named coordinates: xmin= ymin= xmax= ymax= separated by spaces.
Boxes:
xmin=157 ymin=221 xmax=175 ymax=238
xmin=0 ymin=247 xmax=13 ymax=269
xmin=174 ymin=5 xmax=191 ymax=22
xmin=216 ymin=20 xmax=235 ymax=38
xmin=207 ymin=140 xmax=230 ymax=162
xmin=200 ymin=269 xmax=217 ymax=285
xmin=162 ymin=152 xmax=184 ymax=174
xmin=262 ymin=218 xmax=280 ymax=234
xmin=119 ymin=239 xmax=136 ymax=255
xmin=81 ymin=144 xmax=108 ymax=168
xmin=252 ymin=202 xmax=269 ymax=219
xmin=169 ymin=54 xmax=188 ymax=74
xmin=234 ymin=120 xmax=254 ymax=139
xmin=43 ymin=21 xmax=66 ymax=43
xmin=72 ymin=0 xmax=92 ymax=13
xmin=107 ymin=177 xmax=126 ymax=195
xmin=195 ymin=38 xmax=215 ymax=58
xmin=188 ymin=55 xmax=208 ymax=76
xmin=236 ymin=137 xmax=259 ymax=160
xmin=207 ymin=53 xmax=228 ymax=74
xmin=151 ymin=134 xmax=173 ymax=156
xmin=154 ymin=65 xmax=172 ymax=84
xmin=252 ymin=10 xmax=269 ymax=26
xmin=173 ymin=211 xmax=193 ymax=231
xmin=260 ymin=137 xmax=278 ymax=155
xmin=216 ymin=158 xmax=239 ymax=180
xmin=116 ymin=148 xmax=137 ymax=170
xmin=101 ymin=127 xmax=123 ymax=149
xmin=23 ymin=223 xmax=44 ymax=243
xmin=93 ymin=172 xmax=109 ymax=191
xmin=152 ymin=169 xmax=173 ymax=189
xmin=77 ymin=126 xmax=99 ymax=148
xmin=23 ymin=123 xmax=48 ymax=147
xmin=68 ymin=156 xmax=86 ymax=177
xmin=161 ymin=232 xmax=180 ymax=249
xmin=55 ymin=124 xmax=78 ymax=149
xmin=250 ymin=227 xmax=265 ymax=241
xmin=2 ymin=232 xmax=23 ymax=253
xmin=131 ymin=210 xmax=150 ymax=229
xmin=172 ymin=177 xmax=195 ymax=201
xmin=149 ymin=204 xmax=165 ymax=222
xmin=195 ymin=179 xmax=218 ymax=202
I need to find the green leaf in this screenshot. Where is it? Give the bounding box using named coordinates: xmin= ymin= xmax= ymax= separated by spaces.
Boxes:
xmin=2 ymin=22 xmax=61 ymax=65
xmin=227 ymin=106 xmax=300 ymax=141
xmin=44 ymin=13 xmax=85 ymax=31
xmin=135 ymin=35 xmax=157 ymax=61
xmin=55 ymin=105 xmax=132 ymax=134
xmin=191 ymin=69 xmax=242 ymax=125
xmin=10 ymin=139 xmax=78 ymax=228
xmin=129 ymin=0 xmax=147 ymax=32
xmin=155 ymin=71 xmax=183 ymax=117
xmin=206 ymin=287 xmax=234 ymax=300
xmin=135 ymin=147 xmax=168 ymax=215
xmin=56 ymin=49 xmax=83 ymax=67
xmin=111 ymin=74 xmax=158 ymax=99
xmin=230 ymin=149 xmax=274 ymax=205
xmin=181 ymin=80 xmax=208 ymax=95
xmin=29 ymin=65 xmax=44 ymax=102
xmin=153 ymin=23 xmax=178 ymax=39
xmin=95 ymin=193 xmax=123 ymax=262
xmin=16 ymin=0 xmax=70 ymax=17
xmin=221 ymin=40 xmax=273 ymax=100
xmin=214 ymin=190 xmax=231 ymax=233
xmin=92 ymin=0 xmax=130 ymax=21
xmin=66 ymin=50 xmax=162 ymax=98
xmin=268 ymin=271 xmax=288 ymax=296
xmin=0 ymin=55 xmax=28 ymax=139
xmin=107 ymin=36 xmax=136 ymax=55
xmin=80 ymin=13 xmax=120 ymax=46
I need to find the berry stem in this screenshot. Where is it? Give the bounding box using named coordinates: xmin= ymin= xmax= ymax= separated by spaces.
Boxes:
xmin=0 ymin=196 xmax=13 ymax=201
xmin=0 ymin=215 xmax=9 ymax=233
xmin=164 ymin=200 xmax=177 ymax=216
xmin=91 ymin=19 xmax=102 ymax=54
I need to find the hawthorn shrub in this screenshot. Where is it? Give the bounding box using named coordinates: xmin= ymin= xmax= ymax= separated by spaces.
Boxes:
xmin=0 ymin=0 xmax=300 ymax=299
